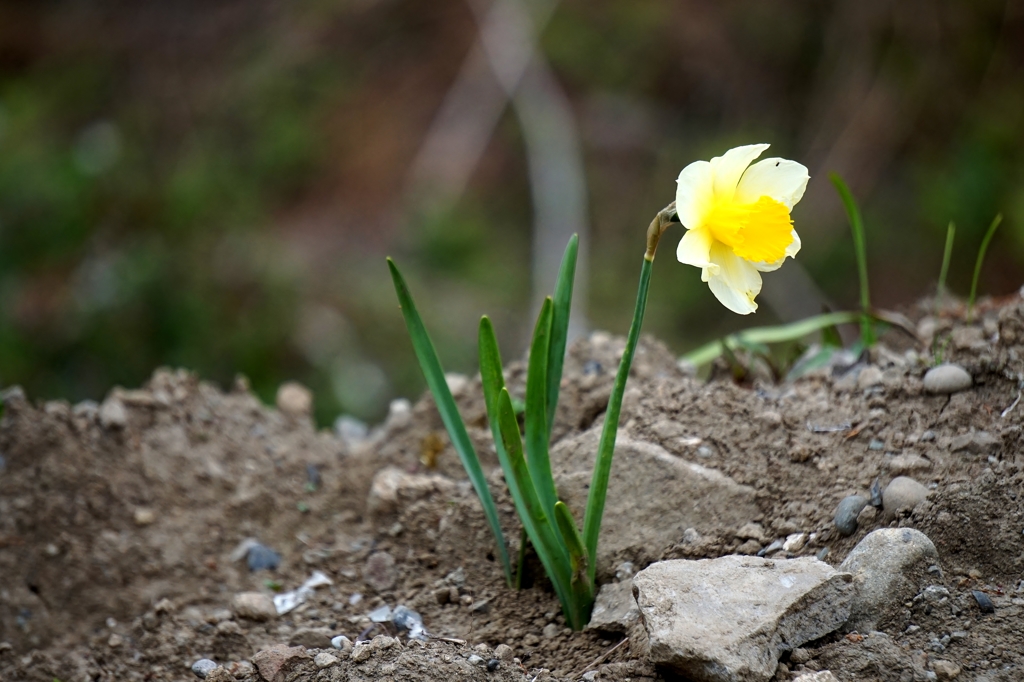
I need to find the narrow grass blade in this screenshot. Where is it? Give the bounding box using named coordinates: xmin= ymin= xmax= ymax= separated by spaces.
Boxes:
xmin=547 ymin=235 xmax=579 ymax=438
xmin=479 ymin=318 xmax=571 ymax=608
xmin=553 ymin=500 xmax=594 ymax=626
xmin=583 ymin=257 xmax=654 ymax=586
xmin=937 ymin=221 xmax=955 ymax=302
xmin=525 ymin=297 xmax=558 ymax=521
xmin=968 ymin=213 xmax=1003 ymax=322
xmin=495 ymin=387 xmax=574 ymax=621
xmin=830 ymin=174 xmax=875 ymax=346
xmin=387 ymin=258 xmax=513 ymax=587
xmin=682 ymin=311 xmax=864 ymax=367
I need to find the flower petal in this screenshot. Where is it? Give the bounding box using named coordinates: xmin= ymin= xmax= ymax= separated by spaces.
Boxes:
xmin=676 ymin=225 xmax=714 ymax=269
xmin=710 ymin=144 xmax=770 ymax=201
xmin=706 ymin=242 xmax=762 ymax=314
xmin=751 ymin=228 xmax=801 ymax=272
xmin=675 ymin=160 xmax=714 ymax=230
xmin=735 ymin=158 xmax=810 ymax=209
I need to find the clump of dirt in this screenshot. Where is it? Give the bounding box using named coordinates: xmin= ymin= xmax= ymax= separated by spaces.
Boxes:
xmin=1 ymin=295 xmax=1023 ymax=682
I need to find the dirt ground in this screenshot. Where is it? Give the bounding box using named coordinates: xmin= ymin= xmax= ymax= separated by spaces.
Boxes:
xmin=2 ymin=294 xmax=1023 ymax=682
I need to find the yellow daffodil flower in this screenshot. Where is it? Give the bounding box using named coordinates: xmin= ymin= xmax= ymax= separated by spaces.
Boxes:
xmin=675 ymin=144 xmax=809 ymax=314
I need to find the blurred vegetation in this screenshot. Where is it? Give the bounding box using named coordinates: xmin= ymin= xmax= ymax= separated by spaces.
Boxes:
xmin=0 ymin=0 xmax=1021 ymax=427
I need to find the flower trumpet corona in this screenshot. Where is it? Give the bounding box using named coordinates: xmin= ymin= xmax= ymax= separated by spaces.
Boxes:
xmin=675 ymin=144 xmax=809 ymax=314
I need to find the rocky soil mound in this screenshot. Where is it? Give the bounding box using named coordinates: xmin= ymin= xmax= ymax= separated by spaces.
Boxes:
xmin=2 ymin=295 xmax=1023 ymax=681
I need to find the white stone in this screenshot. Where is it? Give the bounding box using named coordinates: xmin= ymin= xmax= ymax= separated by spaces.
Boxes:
xmin=366 ymin=467 xmax=455 ymax=518
xmin=231 ymin=592 xmax=277 ymax=621
xmin=551 ymin=428 xmax=759 ymax=576
xmin=922 ymin=364 xmax=972 ymax=394
xmin=276 ymin=381 xmax=313 ymax=416
xmin=99 ymin=397 xmax=128 ymax=428
xmin=792 ymin=673 xmax=839 ymax=682
xmin=633 ymin=556 xmax=853 ymax=682
xmin=314 ymin=652 xmax=338 ymax=669
xmin=839 ymin=528 xmax=938 ymax=632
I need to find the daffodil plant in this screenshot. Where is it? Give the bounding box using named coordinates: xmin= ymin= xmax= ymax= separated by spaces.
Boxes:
xmin=388 ymin=143 xmax=807 ymax=629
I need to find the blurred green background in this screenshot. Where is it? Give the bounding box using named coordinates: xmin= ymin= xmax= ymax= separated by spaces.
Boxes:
xmin=0 ymin=0 xmax=1021 ymax=427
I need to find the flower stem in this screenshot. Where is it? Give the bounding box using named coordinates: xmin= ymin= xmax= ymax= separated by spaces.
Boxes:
xmin=968 ymin=213 xmax=1002 ymax=323
xmin=583 ymin=205 xmax=672 ymax=586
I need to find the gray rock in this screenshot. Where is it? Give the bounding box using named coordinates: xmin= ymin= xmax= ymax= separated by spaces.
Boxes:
xmin=923 ymin=364 xmax=972 ymax=394
xmin=99 ymin=397 xmax=128 ymax=429
xmin=288 ymin=626 xmax=333 ymax=649
xmin=882 ymin=477 xmax=929 ymax=519
xmin=586 ymin=581 xmax=639 ymax=634
xmin=632 ymin=556 xmax=853 ymax=682
xmin=246 ymin=543 xmax=281 ymax=572
xmin=950 ymin=430 xmax=1000 ymax=455
xmin=886 ymin=453 xmax=932 ymax=475
xmin=552 ymin=428 xmax=759 ymax=576
xmin=839 ymin=528 xmax=938 ymax=632
xmin=191 ymin=659 xmax=218 ymax=679
xmin=231 ymin=592 xmax=278 ymax=621
xmin=542 ymin=623 xmax=560 ymax=639
xmin=834 ymin=495 xmax=868 ymax=537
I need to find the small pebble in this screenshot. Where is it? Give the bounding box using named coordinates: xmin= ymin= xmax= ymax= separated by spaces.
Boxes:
xmin=246 ymin=543 xmax=281 ymax=572
xmin=331 ymin=635 xmax=353 ymax=654
xmin=493 ymin=644 xmax=514 ymax=661
xmin=99 ymin=397 xmax=128 ymax=428
xmin=364 ymin=551 xmax=397 ymax=592
xmin=869 ymin=478 xmax=883 ymax=508
xmin=542 ymin=623 xmax=560 ymax=639
xmin=923 ymin=364 xmax=972 ymax=394
xmin=231 ymin=592 xmax=277 ymax=621
xmin=971 ymin=590 xmax=995 ymax=614
xmin=468 ymin=654 xmax=485 ymax=666
xmin=314 ymin=652 xmax=338 ymax=669
xmin=276 ymin=381 xmax=313 ymax=416
xmin=783 ymin=533 xmax=807 ymax=553
xmin=350 ymin=643 xmax=372 ymax=663
xmin=834 ymin=495 xmax=869 ymax=537
xmin=487 ymin=658 xmax=500 ymax=672
xmin=192 ymin=659 xmax=218 ymax=679
xmin=882 ymin=476 xmax=929 ymax=518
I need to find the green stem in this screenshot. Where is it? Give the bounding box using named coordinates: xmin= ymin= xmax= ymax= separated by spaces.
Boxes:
xmin=582 ymin=255 xmax=654 ymax=586
xmin=937 ymin=221 xmax=955 ymax=303
xmin=968 ymin=213 xmax=1002 ymax=323
xmin=830 ymin=174 xmax=874 ymax=345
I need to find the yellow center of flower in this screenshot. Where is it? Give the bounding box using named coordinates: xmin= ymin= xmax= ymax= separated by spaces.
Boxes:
xmin=704 ymin=195 xmax=794 ymax=263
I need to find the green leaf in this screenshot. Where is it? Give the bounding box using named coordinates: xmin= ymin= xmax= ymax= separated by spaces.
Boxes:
xmin=968 ymin=213 xmax=1003 ymax=322
xmin=554 ymin=500 xmax=594 ymax=628
xmin=584 ymin=257 xmax=654 ymax=587
xmin=683 ymin=311 xmax=865 ymax=367
xmin=937 ymin=221 xmax=955 ymax=303
xmin=546 ymin=235 xmax=578 ymax=438
xmin=525 ymin=297 xmax=558 ymax=522
xmin=830 ymin=174 xmax=875 ymax=346
xmin=387 ymin=258 xmax=513 ymax=587
xmin=495 ymin=386 xmax=574 ymax=619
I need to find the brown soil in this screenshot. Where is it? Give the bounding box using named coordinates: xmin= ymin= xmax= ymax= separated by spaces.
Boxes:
xmin=2 ymin=295 xmax=1023 ymax=682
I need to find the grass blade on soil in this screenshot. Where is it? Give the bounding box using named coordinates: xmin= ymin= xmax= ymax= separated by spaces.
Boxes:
xmin=546 ymin=235 xmax=578 ymax=439
xmin=387 ymin=258 xmax=513 ymax=587
xmin=830 ymin=173 xmax=874 ymax=346
xmin=524 ymin=297 xmax=558 ymax=523
xmin=968 ymin=213 xmax=1002 ymax=322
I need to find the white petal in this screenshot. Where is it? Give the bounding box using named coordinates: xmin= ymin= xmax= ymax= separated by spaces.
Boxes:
xmin=676 ymin=226 xmax=714 ymax=268
xmin=735 ymin=158 xmax=810 ymax=209
xmin=706 ymin=242 xmax=762 ymax=315
xmin=751 ymin=229 xmax=801 ymax=272
xmin=710 ymin=144 xmax=770 ymax=201
xmin=675 ymin=160 xmax=714 ymax=230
